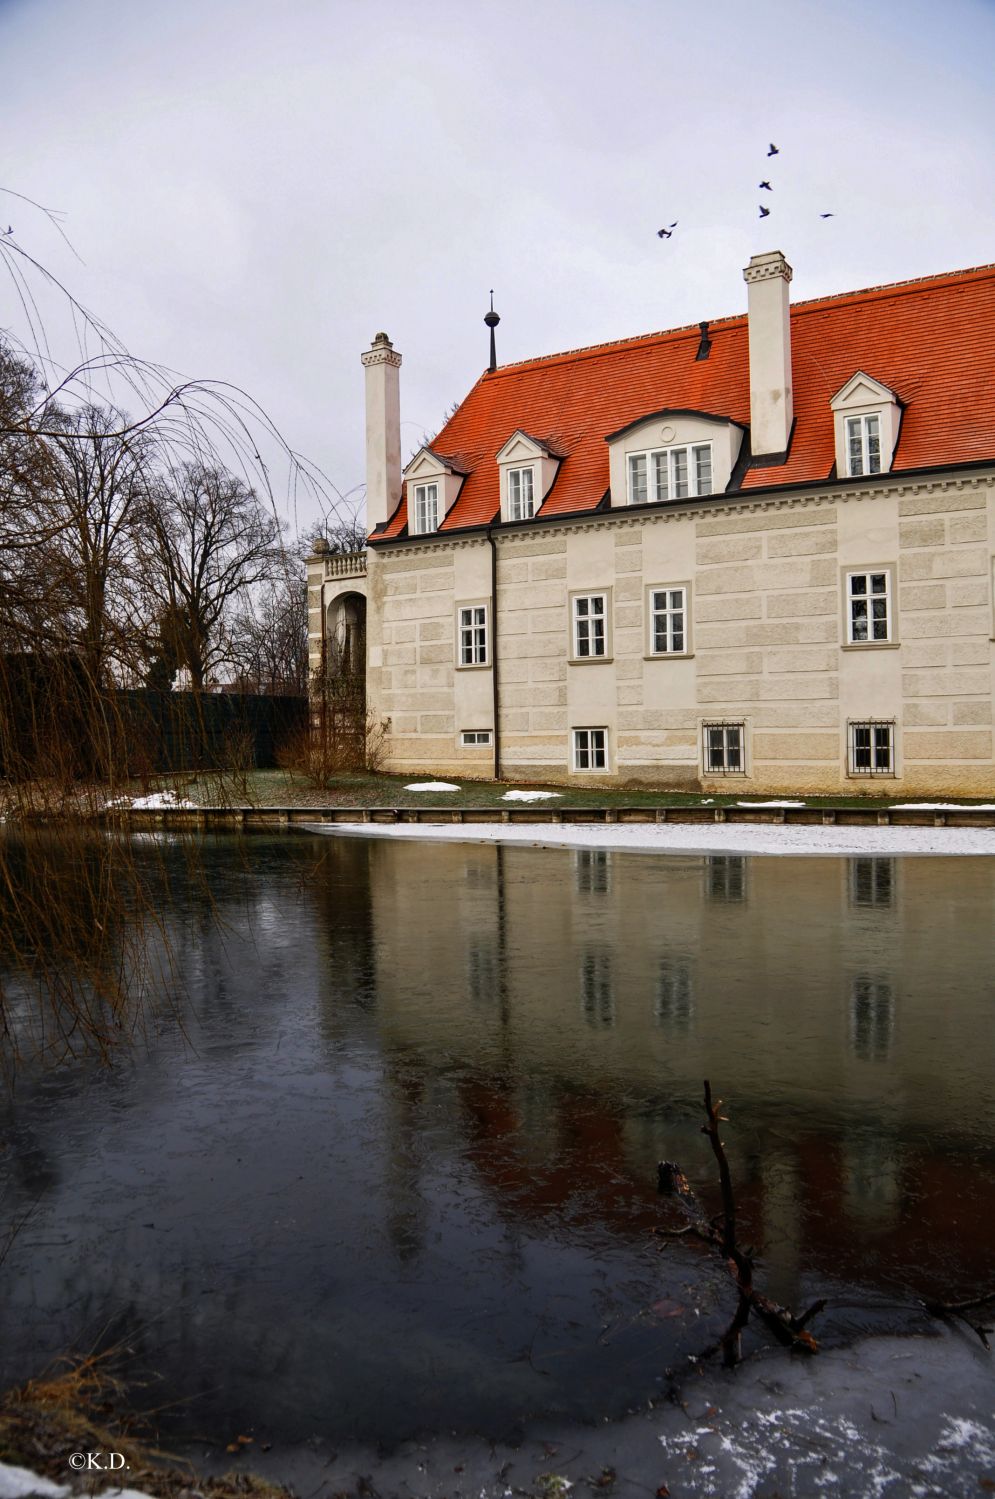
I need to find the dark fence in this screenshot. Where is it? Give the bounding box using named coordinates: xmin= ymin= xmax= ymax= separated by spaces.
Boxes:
xmin=115 ymin=691 xmax=308 ymax=773
xmin=0 ymin=655 xmax=307 ymax=779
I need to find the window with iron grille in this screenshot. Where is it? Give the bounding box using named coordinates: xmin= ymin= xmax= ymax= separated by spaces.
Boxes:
xmin=702 ymin=721 xmax=745 ymax=774
xmin=572 ymin=594 xmax=608 ymax=658
xmin=412 ymin=482 xmax=439 ymax=533
xmin=572 ymin=727 xmax=607 ymax=771
xmin=649 ymin=586 xmax=688 ymax=654
xmin=458 ymin=605 xmax=488 ymax=666
xmin=848 ymin=720 xmax=894 ymax=776
xmin=847 ymin=571 xmax=891 ymax=643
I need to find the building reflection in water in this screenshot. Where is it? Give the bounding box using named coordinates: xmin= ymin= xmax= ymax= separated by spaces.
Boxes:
xmin=706 ymin=854 xmax=746 ymax=902
xmin=3 ymin=833 xmax=995 ymax=1448
xmin=849 ymin=975 xmax=895 ymax=1062
xmin=575 ymin=848 xmax=611 ymax=895
xmin=850 ymin=856 xmax=895 ymax=909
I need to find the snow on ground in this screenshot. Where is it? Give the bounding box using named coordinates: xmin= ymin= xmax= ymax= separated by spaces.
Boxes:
xmin=105 ymin=790 xmax=197 ymax=810
xmin=502 ymin=790 xmax=562 ymax=802
xmin=892 ymin=801 xmax=995 ymax=810
xmin=303 ymin=819 xmax=995 ymax=857
xmin=734 ymin=799 xmax=804 ymax=808
xmin=403 ymin=781 xmax=461 ymax=792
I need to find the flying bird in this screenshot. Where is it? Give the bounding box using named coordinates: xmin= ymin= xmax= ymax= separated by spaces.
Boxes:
xmin=759 ymin=205 xmax=771 ymax=218
xmin=657 ymin=221 xmax=678 ymax=238
xmin=759 ymin=181 xmax=772 ymax=191
xmin=767 ymin=143 xmax=779 ymax=156
xmin=819 ymin=212 xmax=834 ymax=218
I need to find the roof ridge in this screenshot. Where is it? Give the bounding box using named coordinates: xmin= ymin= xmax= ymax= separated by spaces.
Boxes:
xmin=488 ymin=262 xmax=995 ymax=378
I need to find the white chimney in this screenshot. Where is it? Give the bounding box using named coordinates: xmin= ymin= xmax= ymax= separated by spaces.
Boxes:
xmin=743 ymin=251 xmax=793 ymax=458
xmin=361 ymin=331 xmax=402 ymax=532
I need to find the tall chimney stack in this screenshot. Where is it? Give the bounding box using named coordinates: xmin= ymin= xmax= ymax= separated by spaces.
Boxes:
xmin=361 ymin=332 xmax=402 ymax=532
xmin=743 ymin=250 xmax=793 ymax=458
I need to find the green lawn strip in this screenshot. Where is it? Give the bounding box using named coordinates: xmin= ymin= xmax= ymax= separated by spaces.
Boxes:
xmin=158 ymin=769 xmax=995 ymax=814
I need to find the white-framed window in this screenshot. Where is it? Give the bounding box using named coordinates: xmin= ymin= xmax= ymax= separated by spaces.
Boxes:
xmin=845 ymin=414 xmax=882 ymax=477
xmin=507 ymin=466 xmax=535 ymax=521
xmin=627 ymin=443 xmax=713 ymax=504
xmin=572 ymin=727 xmax=608 ymax=772
xmin=412 ymin=482 xmax=439 ymax=534
xmin=703 ymin=721 xmax=745 ymax=775
xmin=649 ymin=586 xmax=688 ymax=654
xmin=457 ymin=604 xmax=488 ymax=667
xmin=847 ymin=570 xmax=892 ymax=643
xmin=572 ymin=593 xmax=608 ymax=658
xmin=848 ymin=720 xmax=895 ymax=777
xmin=461 ymin=729 xmax=492 ymax=746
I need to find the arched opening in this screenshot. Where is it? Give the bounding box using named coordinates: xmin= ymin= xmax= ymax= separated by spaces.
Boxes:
xmin=318 ymin=591 xmax=367 ymax=767
xmin=326 ymin=591 xmax=367 ymax=690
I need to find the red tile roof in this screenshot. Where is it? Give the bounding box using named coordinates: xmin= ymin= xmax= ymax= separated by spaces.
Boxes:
xmin=376 ymin=263 xmax=995 ymax=540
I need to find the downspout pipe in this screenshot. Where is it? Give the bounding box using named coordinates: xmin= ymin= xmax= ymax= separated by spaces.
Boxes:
xmin=487 ymin=526 xmax=501 ymax=779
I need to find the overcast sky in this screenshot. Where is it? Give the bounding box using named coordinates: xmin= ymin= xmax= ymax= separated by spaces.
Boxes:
xmin=2 ymin=0 xmax=993 ymax=531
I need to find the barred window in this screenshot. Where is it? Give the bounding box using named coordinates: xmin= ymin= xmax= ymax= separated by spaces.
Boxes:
xmin=849 ymin=721 xmax=894 ymax=776
xmin=703 ymin=721 xmax=745 ymax=774
xmin=458 ymin=605 xmax=488 ymax=666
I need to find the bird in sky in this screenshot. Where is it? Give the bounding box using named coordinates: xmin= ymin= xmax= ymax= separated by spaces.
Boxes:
xmin=759 ymin=205 xmax=771 ymax=218
xmin=767 ymin=143 xmax=779 ymax=156
xmin=759 ymin=180 xmax=772 ymax=191
xmin=657 ymin=222 xmax=678 ymax=238
xmin=819 ymin=212 xmax=835 ymax=218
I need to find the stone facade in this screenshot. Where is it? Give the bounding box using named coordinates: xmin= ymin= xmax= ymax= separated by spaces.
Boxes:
xmin=307 ymin=469 xmax=995 ymax=794
xmin=308 ymin=255 xmax=995 ymax=794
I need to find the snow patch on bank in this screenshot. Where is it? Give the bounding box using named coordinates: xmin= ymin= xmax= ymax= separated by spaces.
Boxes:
xmin=106 ymin=790 xmax=197 ymax=810
xmin=403 ymin=781 xmax=461 ymax=792
xmin=302 ymin=820 xmax=995 ymax=857
xmin=502 ymin=790 xmax=561 ymax=802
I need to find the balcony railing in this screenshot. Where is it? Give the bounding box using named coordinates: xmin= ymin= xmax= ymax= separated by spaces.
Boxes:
xmin=323 ymin=550 xmax=367 ymax=580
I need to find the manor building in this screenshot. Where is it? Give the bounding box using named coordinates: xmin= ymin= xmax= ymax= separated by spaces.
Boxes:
xmin=307 ymin=252 xmax=995 ymax=793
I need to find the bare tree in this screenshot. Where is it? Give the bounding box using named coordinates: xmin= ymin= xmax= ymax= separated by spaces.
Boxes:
xmin=46 ymin=403 xmax=154 ymax=684
xmin=229 ymin=571 xmax=308 ymax=695
xmin=143 ymin=463 xmax=282 ymax=691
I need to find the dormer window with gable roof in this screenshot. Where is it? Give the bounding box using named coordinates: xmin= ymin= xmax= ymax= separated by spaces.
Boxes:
xmin=496 ymin=432 xmax=561 ymax=523
xmin=627 ymin=443 xmax=713 ymax=503
xmin=403 ymin=446 xmax=467 ymax=536
xmin=830 ymin=372 xmax=901 ymax=480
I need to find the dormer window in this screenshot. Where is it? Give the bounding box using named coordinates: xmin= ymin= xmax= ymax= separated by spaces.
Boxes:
xmin=508 ymin=467 xmax=535 ymax=520
xmin=846 ymin=414 xmax=882 ymax=477
xmin=412 ymin=482 xmax=439 ymax=534
xmin=403 ymin=446 xmax=467 ymax=535
xmin=496 ymin=432 xmax=561 ymax=523
xmin=830 ymin=373 xmax=900 ymax=480
xmin=627 ymin=443 xmax=713 ymax=504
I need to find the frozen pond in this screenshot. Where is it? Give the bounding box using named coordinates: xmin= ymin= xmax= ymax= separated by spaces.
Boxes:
xmin=1 ymin=833 xmax=994 ymax=1449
